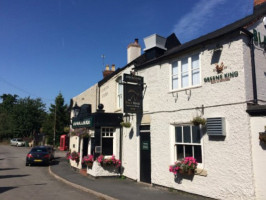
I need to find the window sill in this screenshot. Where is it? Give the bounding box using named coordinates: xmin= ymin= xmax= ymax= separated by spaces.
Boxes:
xmin=195 ymin=168 xmax=207 ymax=176
xmin=169 ymin=85 xmax=202 ymax=94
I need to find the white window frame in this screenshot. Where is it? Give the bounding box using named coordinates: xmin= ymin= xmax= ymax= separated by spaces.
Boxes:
xmin=116 ymin=77 xmax=123 ymax=109
xmin=101 ymin=127 xmax=115 ymax=156
xmin=174 ymin=124 xmax=202 ymax=164
xmin=171 ymin=53 xmax=201 ymax=91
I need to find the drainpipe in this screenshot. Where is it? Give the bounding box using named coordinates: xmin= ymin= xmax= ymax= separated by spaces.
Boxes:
xmin=241 ymin=28 xmax=258 ymax=104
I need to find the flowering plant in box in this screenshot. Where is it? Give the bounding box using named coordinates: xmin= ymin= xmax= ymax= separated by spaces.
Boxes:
xmin=169 ymin=157 xmax=198 ymax=175
xmin=70 ymin=151 xmax=80 ymax=163
xmin=66 ymin=151 xmax=71 ymax=160
xmin=82 ymin=155 xmax=94 ymax=167
xmin=97 ymin=155 xmax=121 ymax=168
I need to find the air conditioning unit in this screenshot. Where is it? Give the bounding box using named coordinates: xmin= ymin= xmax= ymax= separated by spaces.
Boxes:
xmin=206 ymin=117 xmax=226 ymax=136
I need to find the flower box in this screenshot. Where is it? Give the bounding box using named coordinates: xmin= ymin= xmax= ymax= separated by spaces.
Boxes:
xmin=169 ymin=157 xmax=198 ymax=176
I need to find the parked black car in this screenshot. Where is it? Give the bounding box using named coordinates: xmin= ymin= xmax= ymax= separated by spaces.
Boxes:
xmin=44 ymin=145 xmax=55 ymax=160
xmin=26 ymin=146 xmax=51 ymax=166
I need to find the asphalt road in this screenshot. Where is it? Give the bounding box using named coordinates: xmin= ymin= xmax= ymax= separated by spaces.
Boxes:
xmin=0 ymin=144 xmax=99 ymax=200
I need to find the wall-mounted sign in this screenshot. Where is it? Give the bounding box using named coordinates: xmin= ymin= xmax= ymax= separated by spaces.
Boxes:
xmin=253 ymin=29 xmax=266 ymax=45
xmin=204 ymin=62 xmax=238 ymax=84
xmin=124 ymin=83 xmax=143 ymax=113
xmin=72 ymin=117 xmax=93 ymax=128
xmin=124 ymin=73 xmax=143 ymax=84
xmin=204 ymin=71 xmax=238 ymax=84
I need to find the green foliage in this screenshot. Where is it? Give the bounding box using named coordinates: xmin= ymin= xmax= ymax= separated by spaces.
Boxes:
xmin=0 ymin=92 xmax=69 ymax=144
xmin=0 ymin=94 xmax=46 ymax=140
xmin=42 ymin=92 xmax=70 ymax=145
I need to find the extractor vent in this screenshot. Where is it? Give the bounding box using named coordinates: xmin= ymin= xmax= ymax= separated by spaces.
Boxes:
xmin=206 ymin=117 xmax=226 ymax=136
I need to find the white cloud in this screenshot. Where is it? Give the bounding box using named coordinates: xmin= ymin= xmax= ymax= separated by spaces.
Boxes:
xmin=172 ymin=0 xmax=227 ymax=42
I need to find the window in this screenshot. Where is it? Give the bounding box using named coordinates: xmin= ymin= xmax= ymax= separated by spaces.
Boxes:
xmin=102 ymin=127 xmax=114 ymax=155
xmin=172 ymin=54 xmax=200 ymax=90
xmin=117 ymin=77 xmax=123 ymax=109
xmin=174 ymin=125 xmax=202 ymax=163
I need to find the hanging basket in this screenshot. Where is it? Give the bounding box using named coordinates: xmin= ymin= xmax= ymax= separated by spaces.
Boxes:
xmin=120 ymin=122 xmax=131 ymax=128
xmin=191 ymin=116 xmax=206 ymax=126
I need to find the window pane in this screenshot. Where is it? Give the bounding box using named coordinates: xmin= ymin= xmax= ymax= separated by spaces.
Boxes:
xmin=172 ymin=61 xmax=178 ymax=75
xmin=175 ymin=127 xmax=182 ymax=143
xmin=185 ymin=145 xmax=193 ymax=157
xmin=181 ymin=58 xmax=188 ymax=72
xmin=192 ymin=71 xmax=200 ymax=85
xmin=181 ymin=74 xmax=189 ymax=88
xmin=172 ymin=77 xmax=178 ymax=90
xmin=183 ymin=126 xmax=191 ymax=143
xmin=192 ymin=126 xmax=200 ymax=143
xmin=181 ymin=58 xmax=188 ymax=88
xmin=176 ymin=145 xmax=184 ymax=160
xmin=194 ymin=145 xmax=202 ymax=163
xmin=102 ymin=138 xmax=113 ymax=155
xmin=192 ymin=54 xmax=199 ymax=70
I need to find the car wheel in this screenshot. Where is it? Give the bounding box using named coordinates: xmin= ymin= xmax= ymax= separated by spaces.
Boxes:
xmin=26 ymin=163 xmax=29 ymax=166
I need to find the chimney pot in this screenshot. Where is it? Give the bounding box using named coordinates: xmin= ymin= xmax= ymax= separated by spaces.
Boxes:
xmin=105 ymin=64 xmax=110 ymax=70
xmin=111 ymin=64 xmax=115 ymax=71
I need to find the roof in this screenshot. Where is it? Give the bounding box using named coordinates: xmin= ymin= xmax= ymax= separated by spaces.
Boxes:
xmin=98 ymin=33 xmax=180 ymax=86
xmin=135 ymin=2 xmax=266 ymax=70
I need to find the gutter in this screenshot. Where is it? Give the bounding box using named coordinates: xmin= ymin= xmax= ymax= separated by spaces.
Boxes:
xmin=241 ymin=28 xmax=258 ymax=105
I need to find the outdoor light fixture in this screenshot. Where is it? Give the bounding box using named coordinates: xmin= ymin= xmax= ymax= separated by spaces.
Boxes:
xmin=123 ymin=113 xmax=130 ymax=123
xmin=72 ymin=103 xmax=80 ymax=117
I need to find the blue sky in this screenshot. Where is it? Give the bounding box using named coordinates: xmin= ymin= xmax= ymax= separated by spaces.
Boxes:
xmin=0 ymin=0 xmax=253 ymax=110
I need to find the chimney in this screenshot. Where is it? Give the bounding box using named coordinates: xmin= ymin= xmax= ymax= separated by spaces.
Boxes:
xmin=254 ymin=0 xmax=266 ymax=7
xmin=143 ymin=34 xmax=167 ymax=60
xmin=102 ymin=64 xmax=115 ymax=78
xmin=127 ymin=38 xmax=141 ymax=64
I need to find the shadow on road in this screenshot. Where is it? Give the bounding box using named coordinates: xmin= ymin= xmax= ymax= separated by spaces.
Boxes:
xmin=0 ymin=186 xmax=18 ymax=194
xmin=0 ymin=174 xmax=30 ymax=179
xmin=0 ymin=168 xmax=18 ymax=171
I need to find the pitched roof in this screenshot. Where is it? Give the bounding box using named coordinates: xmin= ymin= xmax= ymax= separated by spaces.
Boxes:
xmin=135 ymin=2 xmax=266 ymax=70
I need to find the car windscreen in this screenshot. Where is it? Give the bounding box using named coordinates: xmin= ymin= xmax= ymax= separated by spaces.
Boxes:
xmin=17 ymin=139 xmax=23 ymax=141
xmin=31 ymin=148 xmax=48 ymax=153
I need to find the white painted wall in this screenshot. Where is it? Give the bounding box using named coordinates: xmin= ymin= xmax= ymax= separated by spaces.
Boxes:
xmin=247 ymin=17 xmax=266 ymax=104
xmin=99 ymin=65 xmax=139 ymax=180
xmin=137 ymin=35 xmax=256 ymax=199
xmin=250 ymin=116 xmax=266 ymax=200
xmin=69 ymin=136 xmax=81 ymax=169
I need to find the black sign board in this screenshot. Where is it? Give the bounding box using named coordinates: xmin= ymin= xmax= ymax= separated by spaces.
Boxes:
xmin=124 ymin=83 xmax=143 ymax=113
xmin=123 ymin=73 xmax=143 ymax=84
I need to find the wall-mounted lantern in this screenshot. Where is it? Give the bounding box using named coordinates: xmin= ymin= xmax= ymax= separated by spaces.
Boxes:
xmin=72 ymin=103 xmax=81 ymax=117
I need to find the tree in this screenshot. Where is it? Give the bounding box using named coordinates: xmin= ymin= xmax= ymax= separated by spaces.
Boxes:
xmin=0 ymin=94 xmax=18 ymax=139
xmin=13 ymin=97 xmax=46 ymax=138
xmin=42 ymin=93 xmax=69 ymax=146
xmin=0 ymin=94 xmax=46 ymax=140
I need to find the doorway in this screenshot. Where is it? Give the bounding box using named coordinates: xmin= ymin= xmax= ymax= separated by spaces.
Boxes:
xmin=140 ymin=125 xmax=151 ymax=183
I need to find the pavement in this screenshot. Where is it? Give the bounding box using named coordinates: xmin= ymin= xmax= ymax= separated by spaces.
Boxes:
xmin=49 ymin=150 xmax=212 ymax=200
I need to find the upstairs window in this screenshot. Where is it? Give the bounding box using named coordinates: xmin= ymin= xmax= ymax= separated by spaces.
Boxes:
xmin=172 ymin=54 xmax=200 ymax=90
xmin=117 ymin=77 xmax=123 ymax=109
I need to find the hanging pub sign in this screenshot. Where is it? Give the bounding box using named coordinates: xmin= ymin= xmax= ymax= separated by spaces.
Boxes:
xmin=123 ymin=73 xmax=143 ymax=113
xmin=124 ymin=73 xmax=143 ymax=84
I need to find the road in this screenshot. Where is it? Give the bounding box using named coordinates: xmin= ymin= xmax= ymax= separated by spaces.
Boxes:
xmin=0 ymin=145 xmax=99 ymax=200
